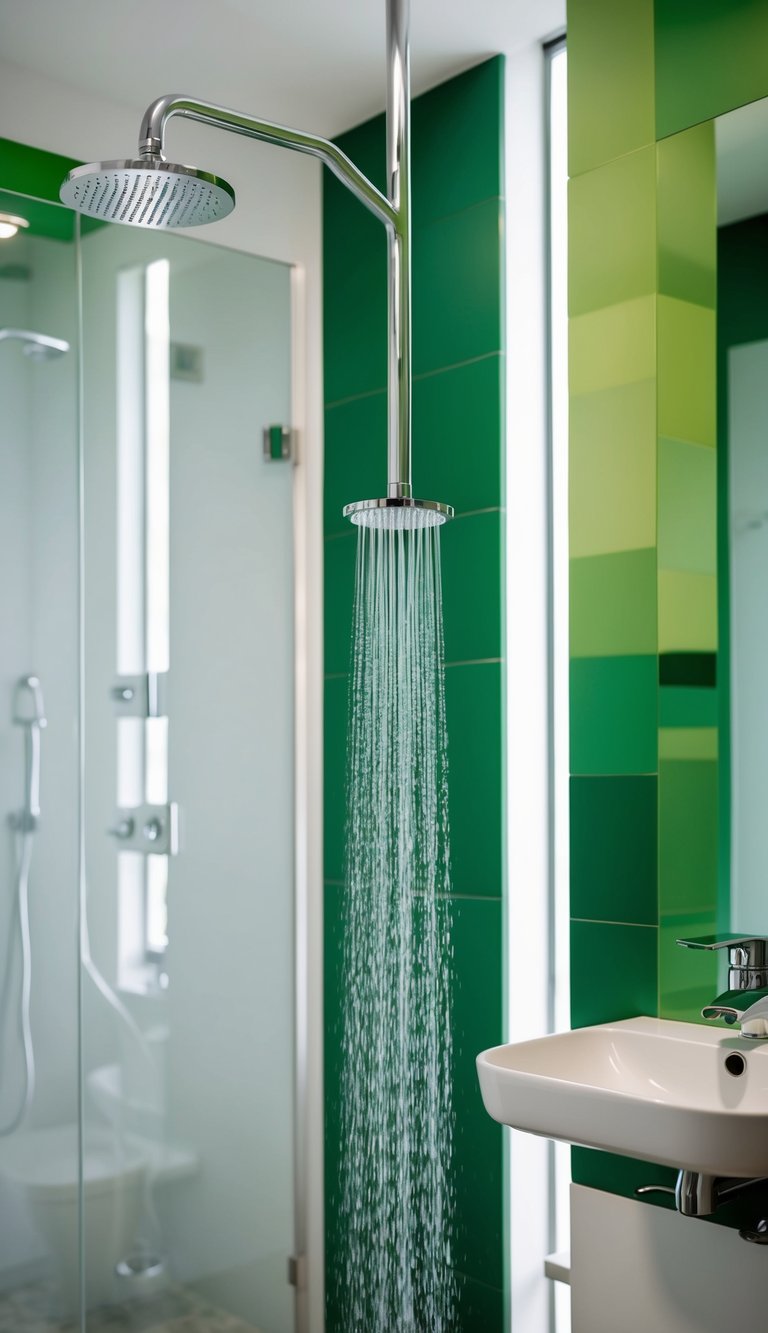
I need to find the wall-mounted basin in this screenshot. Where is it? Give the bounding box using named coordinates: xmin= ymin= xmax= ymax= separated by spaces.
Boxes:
xmin=477 ymin=1016 xmax=768 ymax=1178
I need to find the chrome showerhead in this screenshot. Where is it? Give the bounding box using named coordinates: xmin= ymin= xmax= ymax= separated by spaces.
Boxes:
xmin=60 ymin=158 xmax=235 ymax=229
xmin=0 ymin=328 xmax=70 ymax=361
xmin=344 ymin=498 xmax=454 ymax=530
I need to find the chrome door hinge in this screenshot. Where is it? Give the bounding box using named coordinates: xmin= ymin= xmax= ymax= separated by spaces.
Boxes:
xmin=287 ymin=1253 xmax=307 ymax=1289
xmin=108 ymin=802 xmax=180 ymax=856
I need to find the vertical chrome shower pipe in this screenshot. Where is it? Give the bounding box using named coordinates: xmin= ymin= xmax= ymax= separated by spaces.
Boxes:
xmin=386 ymin=0 xmax=412 ymax=499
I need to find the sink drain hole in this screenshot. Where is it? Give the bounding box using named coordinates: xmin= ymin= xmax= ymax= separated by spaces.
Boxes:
xmin=725 ymin=1052 xmax=746 ymax=1077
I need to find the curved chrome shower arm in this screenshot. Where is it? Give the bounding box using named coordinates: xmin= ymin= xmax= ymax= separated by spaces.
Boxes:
xmin=138 ymin=94 xmax=399 ymax=234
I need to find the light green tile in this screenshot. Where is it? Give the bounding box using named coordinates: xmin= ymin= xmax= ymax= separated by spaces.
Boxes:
xmin=570 ymin=296 xmax=655 ymax=397
xmin=570 ymin=549 xmax=657 ymax=658
xmin=659 ymin=727 xmax=718 ymax=760
xmin=657 ymin=296 xmax=716 ymax=446
xmin=657 ymin=122 xmax=716 ymax=309
xmin=569 ymin=147 xmax=657 ymax=317
xmin=658 ymin=437 xmax=717 ymax=573
xmin=570 ymin=379 xmax=656 ymax=557
xmin=659 ymin=759 xmax=718 ymax=915
xmin=658 ymin=569 xmax=717 ymax=652
xmin=571 ymin=920 xmax=658 ymax=1028
xmin=568 ymin=0 xmax=655 ymax=177
xmin=570 ymin=655 xmax=658 ymax=775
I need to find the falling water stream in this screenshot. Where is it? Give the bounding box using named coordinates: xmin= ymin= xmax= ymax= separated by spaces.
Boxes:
xmin=338 ymin=516 xmax=456 ymax=1331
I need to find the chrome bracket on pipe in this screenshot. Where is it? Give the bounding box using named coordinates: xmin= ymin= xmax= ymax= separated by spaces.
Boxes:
xmin=135 ymin=0 xmax=413 ymax=501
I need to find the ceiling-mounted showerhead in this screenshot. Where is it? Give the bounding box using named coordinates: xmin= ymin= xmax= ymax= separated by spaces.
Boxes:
xmin=0 ymin=328 xmax=70 ymax=361
xmin=344 ymin=498 xmax=454 ymax=530
xmin=60 ymin=158 xmax=235 ymax=229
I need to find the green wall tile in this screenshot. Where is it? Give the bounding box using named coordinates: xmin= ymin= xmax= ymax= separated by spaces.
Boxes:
xmin=441 ymin=512 xmax=502 ymax=664
xmin=324 ymin=392 xmax=387 ymax=536
xmin=455 ymin=1274 xmax=505 ymax=1332
xmin=568 ymin=0 xmax=655 ymax=176
xmin=656 ymin=122 xmax=716 ymax=308
xmin=571 ymin=920 xmax=658 ymax=1027
xmin=657 ymin=296 xmax=716 ymax=445
xmin=658 ymin=569 xmax=717 ymax=652
xmin=570 ymin=655 xmax=658 ymax=775
xmin=571 ymin=776 xmax=658 ymax=924
xmin=572 ymin=1147 xmax=677 ymax=1204
xmin=570 ymin=548 xmax=657 ymax=658
xmin=569 ymin=296 xmax=655 ymax=396
xmin=445 ymin=663 xmax=503 ymax=896
xmin=413 ymin=198 xmax=503 ymax=376
xmin=570 ymin=379 xmax=656 ymax=558
xmin=451 ymin=897 xmax=504 ymax=1289
xmin=412 ymin=57 xmax=504 ymax=230
xmin=658 ymin=437 xmax=717 ymax=573
xmin=659 ymin=685 xmax=718 ymax=728
xmin=323 ymin=676 xmax=349 ymax=883
xmin=655 ymin=0 xmax=768 ymax=138
xmin=569 ymin=147 xmax=657 ymax=317
xmin=0 ymin=137 xmax=80 ymax=209
xmin=659 ymin=912 xmax=719 ymax=1022
xmin=323 ymin=534 xmax=357 ymax=678
xmin=659 ymin=760 xmax=718 ymax=915
xmin=659 ymin=727 xmax=717 ymax=760
xmin=323 ymin=185 xmax=387 ymax=403
xmin=413 ymin=356 xmax=503 ymax=515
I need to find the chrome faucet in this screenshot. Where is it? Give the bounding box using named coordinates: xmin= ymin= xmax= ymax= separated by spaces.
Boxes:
xmin=677 ymin=934 xmax=768 ymax=1039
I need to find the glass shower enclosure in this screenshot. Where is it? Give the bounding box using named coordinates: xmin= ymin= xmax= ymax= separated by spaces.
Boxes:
xmin=0 ymin=182 xmax=299 ymax=1333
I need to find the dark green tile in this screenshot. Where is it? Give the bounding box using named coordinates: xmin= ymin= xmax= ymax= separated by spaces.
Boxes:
xmin=323 ymin=172 xmax=387 ymax=403
xmin=571 ymin=776 xmax=658 ymax=925
xmin=323 ymin=676 xmax=349 ymax=882
xmin=454 ymin=1273 xmax=505 ymax=1332
xmin=659 ymin=760 xmax=717 ymax=915
xmin=571 ymin=920 xmax=658 ymax=1028
xmin=0 ymin=137 xmax=80 ymax=210
xmin=441 ymin=512 xmax=502 ymax=664
xmin=444 ymin=663 xmax=503 ymax=896
xmin=413 ymin=355 xmax=503 ymax=515
xmin=572 ymin=1147 xmax=677 ymax=1207
xmin=411 ymin=57 xmax=504 ymax=230
xmin=570 ymin=655 xmax=658 ymax=775
xmin=323 ymin=534 xmax=357 ymax=677
xmin=323 ymin=392 xmax=387 ymax=536
xmin=659 ymin=684 xmax=718 ymax=728
xmin=451 ymin=896 xmax=504 ymax=1289
xmin=655 ymin=0 xmax=768 ymax=138
xmin=413 ymin=198 xmax=503 ymax=376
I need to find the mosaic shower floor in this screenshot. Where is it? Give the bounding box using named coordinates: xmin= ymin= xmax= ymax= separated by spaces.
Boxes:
xmin=0 ymin=1281 xmax=260 ymax=1332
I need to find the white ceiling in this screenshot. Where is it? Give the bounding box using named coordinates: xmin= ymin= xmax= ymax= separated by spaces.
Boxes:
xmin=0 ymin=0 xmax=565 ymax=139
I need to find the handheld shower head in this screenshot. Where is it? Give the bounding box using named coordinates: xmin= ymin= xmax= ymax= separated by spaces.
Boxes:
xmin=60 ymin=158 xmax=235 ymax=229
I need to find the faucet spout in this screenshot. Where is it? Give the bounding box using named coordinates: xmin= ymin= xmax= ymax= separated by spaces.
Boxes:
xmin=701 ymin=987 xmax=768 ymax=1038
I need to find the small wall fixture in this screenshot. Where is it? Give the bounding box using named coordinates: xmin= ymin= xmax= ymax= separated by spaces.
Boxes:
xmin=0 ymin=212 xmax=30 ymax=240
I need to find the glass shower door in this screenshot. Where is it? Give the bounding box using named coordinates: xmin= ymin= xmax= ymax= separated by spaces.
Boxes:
xmin=81 ymin=223 xmax=296 ymax=1331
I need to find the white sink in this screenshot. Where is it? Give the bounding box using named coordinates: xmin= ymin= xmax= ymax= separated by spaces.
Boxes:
xmin=477 ymin=1016 xmax=768 ymax=1178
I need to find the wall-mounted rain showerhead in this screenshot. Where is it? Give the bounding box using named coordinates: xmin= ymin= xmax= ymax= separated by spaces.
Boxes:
xmin=0 ymin=328 xmax=70 ymax=361
xmin=60 ymin=158 xmax=235 ymax=229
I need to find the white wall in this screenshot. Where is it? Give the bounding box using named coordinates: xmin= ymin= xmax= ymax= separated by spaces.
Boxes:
xmin=0 ymin=59 xmax=324 ymax=1328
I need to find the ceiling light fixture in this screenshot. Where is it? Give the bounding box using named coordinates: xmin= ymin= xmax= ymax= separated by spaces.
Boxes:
xmin=0 ymin=212 xmax=30 ymax=240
